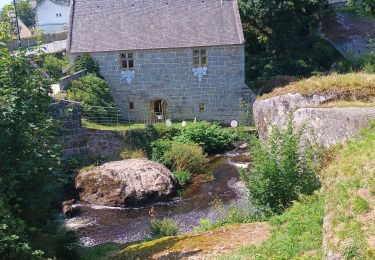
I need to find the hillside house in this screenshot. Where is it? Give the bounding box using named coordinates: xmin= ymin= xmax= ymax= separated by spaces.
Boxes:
xmin=67 ymin=0 xmax=254 ymax=124
xmin=35 ymin=0 xmax=70 ymax=34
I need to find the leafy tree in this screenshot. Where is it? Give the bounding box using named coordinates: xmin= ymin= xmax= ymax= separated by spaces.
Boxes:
xmin=239 ymin=0 xmax=341 ymax=84
xmin=0 ymin=14 xmax=77 ymax=259
xmin=16 ymin=0 xmax=36 ymax=28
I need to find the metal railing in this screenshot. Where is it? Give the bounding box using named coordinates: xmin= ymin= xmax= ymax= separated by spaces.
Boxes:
xmin=81 ymin=105 xmax=255 ymax=130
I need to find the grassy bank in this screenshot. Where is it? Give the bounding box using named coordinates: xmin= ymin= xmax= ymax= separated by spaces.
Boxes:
xmin=322 ymin=122 xmax=375 ymax=258
xmin=221 ymin=194 xmax=324 ymax=259
xmin=260 ymin=73 xmax=375 ymax=101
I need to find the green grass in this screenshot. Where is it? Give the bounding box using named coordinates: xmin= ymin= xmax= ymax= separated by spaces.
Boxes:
xmin=353 ymin=196 xmax=371 ymax=214
xmin=221 ymin=194 xmax=324 ymax=259
xmin=260 ymin=72 xmax=375 ymax=101
xmin=323 ymin=122 xmax=375 ymax=258
xmin=82 ymin=118 xmax=146 ymax=131
xmin=78 ymin=243 xmax=119 ymax=260
xmin=82 ymin=118 xmax=256 ymax=132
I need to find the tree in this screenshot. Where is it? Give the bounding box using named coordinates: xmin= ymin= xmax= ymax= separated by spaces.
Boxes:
xmin=239 ymin=0 xmax=341 ymax=84
xmin=16 ymin=0 xmax=36 ymax=28
xmin=0 ymin=13 xmax=77 ymax=259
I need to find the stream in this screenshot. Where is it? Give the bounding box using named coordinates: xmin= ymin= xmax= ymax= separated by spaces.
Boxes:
xmin=65 ymin=155 xmax=248 ymax=246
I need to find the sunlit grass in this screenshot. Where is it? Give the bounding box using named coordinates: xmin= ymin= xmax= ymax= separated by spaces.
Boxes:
xmin=260 ymin=73 xmax=375 ymax=101
xmin=221 ymin=194 xmax=324 ymax=259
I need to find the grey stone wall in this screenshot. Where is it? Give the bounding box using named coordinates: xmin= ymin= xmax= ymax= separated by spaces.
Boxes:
xmin=59 ymin=70 xmax=87 ymax=91
xmin=53 ymin=99 xmax=128 ymax=160
xmin=78 ymin=45 xmax=253 ymax=124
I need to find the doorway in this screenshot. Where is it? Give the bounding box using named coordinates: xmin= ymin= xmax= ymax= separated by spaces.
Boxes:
xmin=150 ymin=99 xmax=167 ymax=122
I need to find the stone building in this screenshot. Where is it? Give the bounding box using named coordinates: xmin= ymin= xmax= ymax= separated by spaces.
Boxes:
xmin=67 ymin=0 xmax=254 ymax=124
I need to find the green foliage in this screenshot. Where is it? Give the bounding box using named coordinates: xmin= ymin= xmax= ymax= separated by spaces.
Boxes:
xmin=123 ymin=125 xmax=159 ymax=157
xmin=333 ymin=43 xmax=375 ymax=73
xmin=66 ymin=74 xmax=117 ymax=123
xmin=149 ymin=218 xmax=178 ymax=239
xmin=173 ymin=171 xmax=191 ymax=186
xmin=42 ymin=54 xmax=68 ymax=81
xmin=347 ymin=0 xmax=375 ymax=16
xmin=71 ymin=53 xmax=101 ymax=76
xmin=239 ymin=0 xmax=341 ymax=84
xmin=153 ymin=123 xmax=181 ymax=140
xmin=78 ymin=243 xmax=119 ymax=260
xmin=242 ymin=116 xmax=322 ymax=214
xmin=175 ymin=122 xmax=236 ymax=154
xmin=0 ymin=18 xmax=78 ymax=258
xmin=163 ymin=142 xmax=206 ymax=174
xmin=222 ymin=194 xmax=324 ymax=259
xmin=16 ymin=0 xmax=36 ymax=28
xmin=151 ymin=139 xmax=172 ymax=162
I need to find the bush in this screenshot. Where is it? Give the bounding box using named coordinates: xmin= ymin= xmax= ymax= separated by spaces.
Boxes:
xmin=149 ymin=218 xmax=178 ymax=238
xmin=42 ymin=54 xmax=68 ymax=81
xmin=153 ymin=123 xmax=181 ymax=140
xmin=173 ymin=171 xmax=191 ymax=186
xmin=71 ymin=53 xmax=101 ymax=76
xmin=150 ymin=139 xmax=172 ymax=162
xmin=241 ymin=116 xmax=322 ymax=214
xmin=124 ymin=125 xmax=159 ymax=157
xmin=163 ymin=142 xmax=206 ymax=174
xmin=175 ymin=122 xmax=236 ymax=154
xmin=66 ymin=75 xmax=117 ymax=123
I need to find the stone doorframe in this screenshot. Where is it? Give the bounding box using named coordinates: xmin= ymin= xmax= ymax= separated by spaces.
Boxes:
xmin=149 ymin=97 xmax=169 ymax=123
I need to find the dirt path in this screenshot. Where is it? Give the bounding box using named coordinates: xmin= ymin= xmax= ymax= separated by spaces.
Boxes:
xmin=112 ymin=223 xmax=270 ymax=260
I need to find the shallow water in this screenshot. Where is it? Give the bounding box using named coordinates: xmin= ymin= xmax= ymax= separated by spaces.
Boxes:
xmin=65 ymin=157 xmax=245 ymax=246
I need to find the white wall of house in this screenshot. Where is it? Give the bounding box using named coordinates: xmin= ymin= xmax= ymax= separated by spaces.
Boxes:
xmin=35 ymin=0 xmax=70 ymax=34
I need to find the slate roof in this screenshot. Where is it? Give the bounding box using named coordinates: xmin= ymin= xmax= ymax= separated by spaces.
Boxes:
xmin=68 ymin=0 xmax=244 ymax=53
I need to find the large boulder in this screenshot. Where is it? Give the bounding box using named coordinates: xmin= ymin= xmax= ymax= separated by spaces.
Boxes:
xmin=75 ymin=159 xmax=177 ymax=207
xmin=253 ymin=92 xmax=375 ymax=146
xmin=253 ymin=92 xmax=336 ymax=141
xmin=293 ymin=107 xmax=375 ymax=146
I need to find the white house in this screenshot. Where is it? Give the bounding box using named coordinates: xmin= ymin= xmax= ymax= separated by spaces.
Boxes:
xmin=35 ymin=0 xmax=70 ymax=34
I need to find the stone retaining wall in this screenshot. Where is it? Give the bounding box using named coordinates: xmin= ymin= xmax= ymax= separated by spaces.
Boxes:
xmin=59 ymin=70 xmax=87 ymax=91
xmin=53 ymin=99 xmax=129 ymax=160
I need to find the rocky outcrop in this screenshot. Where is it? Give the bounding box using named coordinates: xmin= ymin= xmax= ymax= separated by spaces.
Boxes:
xmin=253 ymin=93 xmax=336 ymax=140
xmin=293 ymin=107 xmax=375 ymax=146
xmin=75 ymin=159 xmax=176 ymax=207
xmin=253 ymin=93 xmax=375 ymax=146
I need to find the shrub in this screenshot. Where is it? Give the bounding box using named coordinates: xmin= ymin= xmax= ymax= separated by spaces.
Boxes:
xmin=173 ymin=171 xmax=191 ymax=186
xmin=149 ymin=218 xmax=178 ymax=238
xmin=66 ymin=75 xmax=117 ymax=123
xmin=124 ymin=125 xmax=159 ymax=157
xmin=71 ymin=53 xmax=101 ymax=76
xmin=241 ymin=116 xmax=322 ymax=214
xmin=42 ymin=54 xmax=68 ymax=81
xmin=153 ymin=123 xmax=181 ymax=140
xmin=175 ymin=122 xmax=236 ymax=154
xmin=163 ymin=142 xmax=206 ymax=174
xmin=150 ymin=139 xmax=172 ymax=162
